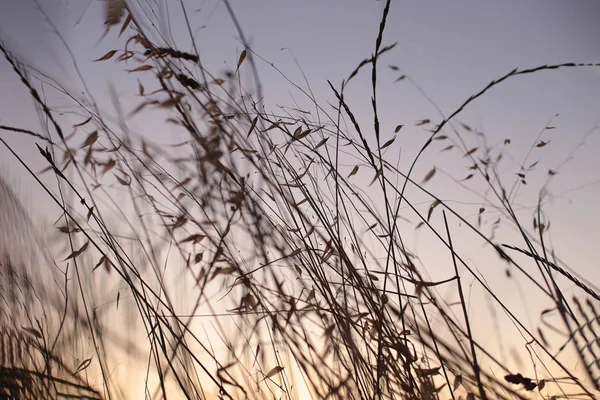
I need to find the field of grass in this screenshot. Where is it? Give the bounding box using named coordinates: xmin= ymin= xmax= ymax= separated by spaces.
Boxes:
xmin=0 ymin=0 xmax=599 ymax=399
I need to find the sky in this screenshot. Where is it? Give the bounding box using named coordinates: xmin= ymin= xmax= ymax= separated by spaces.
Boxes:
xmin=0 ymin=0 xmax=599 ymax=398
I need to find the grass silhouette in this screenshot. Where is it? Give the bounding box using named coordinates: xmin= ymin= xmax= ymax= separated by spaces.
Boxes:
xmin=0 ymin=0 xmax=599 ymax=399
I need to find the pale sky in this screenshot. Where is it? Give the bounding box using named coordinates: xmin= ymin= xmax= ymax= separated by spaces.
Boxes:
xmin=1 ymin=0 xmax=599 ymax=398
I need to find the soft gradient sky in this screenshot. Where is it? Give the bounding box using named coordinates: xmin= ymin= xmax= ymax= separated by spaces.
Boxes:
xmin=1 ymin=0 xmax=599 ymax=397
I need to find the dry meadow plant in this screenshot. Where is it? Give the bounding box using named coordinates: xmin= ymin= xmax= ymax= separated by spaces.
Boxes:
xmin=0 ymin=0 xmax=599 ymax=399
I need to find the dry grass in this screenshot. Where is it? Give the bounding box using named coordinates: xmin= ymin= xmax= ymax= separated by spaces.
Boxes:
xmin=0 ymin=1 xmax=599 ymax=399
